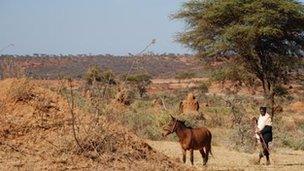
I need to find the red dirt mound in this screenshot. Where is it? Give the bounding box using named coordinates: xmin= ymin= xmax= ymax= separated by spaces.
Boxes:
xmin=0 ymin=79 xmax=189 ymax=170
xmin=289 ymin=101 xmax=304 ymax=114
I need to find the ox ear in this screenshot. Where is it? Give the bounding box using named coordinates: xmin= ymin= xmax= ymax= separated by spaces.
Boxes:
xmin=170 ymin=114 xmax=175 ymax=120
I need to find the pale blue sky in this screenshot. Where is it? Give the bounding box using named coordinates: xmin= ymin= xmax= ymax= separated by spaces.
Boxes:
xmin=0 ymin=0 xmax=189 ymax=55
xmin=1 ymin=0 xmax=303 ymax=55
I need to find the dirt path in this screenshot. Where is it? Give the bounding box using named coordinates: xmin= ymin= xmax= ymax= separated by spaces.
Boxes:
xmin=147 ymin=141 xmax=304 ymax=171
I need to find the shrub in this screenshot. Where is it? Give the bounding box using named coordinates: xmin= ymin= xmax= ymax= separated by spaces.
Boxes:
xmin=84 ymin=65 xmax=102 ymax=85
xmin=102 ymin=69 xmax=116 ymax=85
xmin=273 ymin=85 xmax=289 ymax=97
xmin=126 ymin=74 xmax=152 ymax=98
xmin=197 ymin=82 xmax=209 ymax=94
xmin=119 ymin=110 xmax=163 ymax=140
xmin=226 ymin=97 xmax=256 ymax=153
xmin=299 ymin=123 xmax=304 ymax=133
xmin=280 ymin=133 xmax=304 ymax=151
xmin=85 ymin=66 xmax=116 ymax=86
xmin=229 ymin=120 xmax=256 ymax=153
xmin=177 ymin=114 xmax=206 ymax=128
xmin=0 ymin=56 xmax=26 ymax=79
xmin=8 ymin=79 xmax=35 ymax=102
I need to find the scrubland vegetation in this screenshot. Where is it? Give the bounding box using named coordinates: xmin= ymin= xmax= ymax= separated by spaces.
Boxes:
xmin=0 ymin=55 xmax=303 ymax=170
xmin=1 ymin=0 xmax=304 ymax=170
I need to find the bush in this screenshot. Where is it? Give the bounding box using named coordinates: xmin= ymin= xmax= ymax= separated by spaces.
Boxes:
xmin=102 ymin=69 xmax=116 ymax=85
xmin=273 ymin=85 xmax=289 ymax=97
xmin=299 ymin=123 xmax=304 ymax=133
xmin=119 ymin=110 xmax=163 ymax=140
xmin=85 ymin=66 xmax=116 ymax=85
xmin=211 ymin=113 xmax=225 ymax=127
xmin=85 ymin=65 xmax=102 ymax=85
xmin=0 ymin=56 xmax=26 ymax=79
xmin=280 ymin=133 xmax=304 ymax=151
xmin=229 ymin=120 xmax=256 ymax=153
xmin=177 ymin=114 xmax=206 ymax=128
xmin=8 ymin=79 xmax=35 ymax=102
xmin=274 ymin=115 xmax=304 ymax=151
xmin=226 ymin=97 xmax=257 ymax=153
xmin=197 ymin=82 xmax=209 ymax=94
xmin=126 ymin=74 xmax=152 ymax=98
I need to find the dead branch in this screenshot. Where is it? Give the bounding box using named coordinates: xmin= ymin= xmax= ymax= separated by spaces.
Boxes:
xmin=67 ymin=78 xmax=84 ymax=151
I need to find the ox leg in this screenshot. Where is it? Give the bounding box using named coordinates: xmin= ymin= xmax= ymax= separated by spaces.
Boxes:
xmin=190 ymin=149 xmax=194 ymax=165
xmin=204 ymin=144 xmax=211 ymax=165
xmin=199 ymin=149 xmax=207 ymax=166
xmin=182 ymin=149 xmax=186 ymax=163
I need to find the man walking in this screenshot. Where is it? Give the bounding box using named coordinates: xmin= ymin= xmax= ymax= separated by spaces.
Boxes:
xmin=255 ymin=106 xmax=273 ymax=165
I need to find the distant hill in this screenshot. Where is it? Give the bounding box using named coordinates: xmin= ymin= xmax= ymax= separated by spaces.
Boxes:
xmin=0 ymin=54 xmax=204 ymax=79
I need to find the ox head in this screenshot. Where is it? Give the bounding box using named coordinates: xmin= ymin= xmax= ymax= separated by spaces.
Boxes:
xmin=162 ymin=115 xmax=179 ymax=137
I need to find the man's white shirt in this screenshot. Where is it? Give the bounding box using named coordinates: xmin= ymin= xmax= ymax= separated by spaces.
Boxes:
xmin=255 ymin=113 xmax=272 ymax=139
xmin=257 ymin=113 xmax=272 ymax=131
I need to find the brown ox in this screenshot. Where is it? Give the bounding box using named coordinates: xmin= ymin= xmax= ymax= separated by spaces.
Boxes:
xmin=163 ymin=115 xmax=212 ymax=166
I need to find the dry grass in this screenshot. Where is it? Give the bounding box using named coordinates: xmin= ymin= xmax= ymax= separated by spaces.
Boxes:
xmin=148 ymin=140 xmax=304 ymax=171
xmin=289 ymin=101 xmax=304 ymax=114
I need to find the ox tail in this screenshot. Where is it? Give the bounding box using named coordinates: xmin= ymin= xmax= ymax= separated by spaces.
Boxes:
xmin=209 ymin=144 xmax=214 ymax=158
xmin=209 ymin=131 xmax=214 ymax=158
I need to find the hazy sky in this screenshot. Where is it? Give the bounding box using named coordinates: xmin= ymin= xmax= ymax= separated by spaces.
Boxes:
xmin=0 ymin=0 xmax=190 ymax=55
xmin=1 ymin=0 xmax=303 ymax=55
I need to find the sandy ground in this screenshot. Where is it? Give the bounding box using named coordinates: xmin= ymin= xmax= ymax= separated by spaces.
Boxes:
xmin=147 ymin=141 xmax=304 ymax=171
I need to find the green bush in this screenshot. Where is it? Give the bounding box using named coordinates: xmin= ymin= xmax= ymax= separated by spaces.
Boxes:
xmin=85 ymin=65 xmax=102 ymax=85
xmin=300 ymin=123 xmax=304 ymax=133
xmin=229 ymin=121 xmax=256 ymax=153
xmin=118 ymin=111 xmax=167 ymax=140
xmin=177 ymin=114 xmax=206 ymax=128
xmin=225 ymin=97 xmax=257 ymax=153
xmin=281 ymin=134 xmax=304 ymax=151
xmin=126 ymin=74 xmax=152 ymax=98
xmin=84 ymin=66 xmax=116 ymax=85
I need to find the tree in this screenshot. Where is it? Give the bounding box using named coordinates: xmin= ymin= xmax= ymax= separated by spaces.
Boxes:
xmin=210 ymin=61 xmax=257 ymax=93
xmin=126 ymin=74 xmax=152 ymax=98
xmin=174 ymin=0 xmax=304 ymax=117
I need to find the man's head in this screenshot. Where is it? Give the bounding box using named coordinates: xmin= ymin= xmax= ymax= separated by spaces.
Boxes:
xmin=260 ymin=107 xmax=267 ymax=116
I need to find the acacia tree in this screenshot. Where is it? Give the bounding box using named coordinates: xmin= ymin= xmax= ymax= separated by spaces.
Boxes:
xmin=174 ymin=0 xmax=304 ymax=117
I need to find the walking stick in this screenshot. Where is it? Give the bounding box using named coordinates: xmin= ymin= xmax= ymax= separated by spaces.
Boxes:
xmin=252 ymin=117 xmax=270 ymax=154
xmin=257 ymin=132 xmax=270 ymax=154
